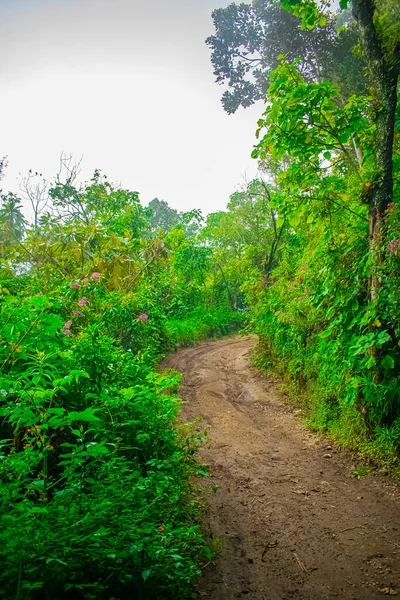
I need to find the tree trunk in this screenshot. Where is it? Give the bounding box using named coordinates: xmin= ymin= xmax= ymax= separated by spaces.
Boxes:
xmin=352 ymin=0 xmax=399 ymax=302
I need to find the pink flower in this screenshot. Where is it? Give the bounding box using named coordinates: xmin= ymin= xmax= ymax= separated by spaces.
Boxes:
xmin=138 ymin=313 xmax=149 ymax=321
xmin=78 ymin=297 xmax=88 ymax=307
xmin=388 ymin=240 xmax=400 ymax=256
xmin=62 ymin=329 xmax=72 ymax=336
xmin=64 ymin=320 xmax=73 ymax=329
xmin=70 ymin=283 xmax=79 ymax=289
xmin=275 ymin=311 xmax=280 ymax=316
xmin=301 ymin=265 xmax=307 ymax=271
xmin=73 ymin=310 xmax=82 ymax=317
xmin=91 ymin=272 xmax=100 ymax=279
xmin=81 ymin=278 xmax=89 ymax=284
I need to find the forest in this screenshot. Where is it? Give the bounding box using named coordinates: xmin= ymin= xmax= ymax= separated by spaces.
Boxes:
xmin=0 ymin=0 xmax=399 ymax=598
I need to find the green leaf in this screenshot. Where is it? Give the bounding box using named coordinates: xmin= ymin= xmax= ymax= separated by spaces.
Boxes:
xmin=142 ymin=568 xmax=152 ymax=582
xmin=319 ymin=329 xmax=332 ymax=339
xmin=289 ymin=213 xmax=301 ymax=228
xmin=277 ymin=215 xmax=285 ymax=228
xmin=381 ymin=355 xmax=395 ymax=370
xmin=67 ymin=408 xmax=101 ymax=422
xmin=376 ymin=331 xmax=391 ymax=346
xmin=86 ymin=442 xmax=109 ymax=456
xmin=196 ymin=468 xmax=208 ymax=477
xmin=45 ymin=558 xmax=68 ymax=566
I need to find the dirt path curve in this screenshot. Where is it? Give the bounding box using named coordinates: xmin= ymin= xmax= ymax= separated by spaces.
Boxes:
xmin=163 ymin=335 xmax=400 ymax=600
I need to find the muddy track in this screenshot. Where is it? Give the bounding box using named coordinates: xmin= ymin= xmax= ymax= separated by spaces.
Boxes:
xmin=163 ymin=335 xmax=400 ymax=600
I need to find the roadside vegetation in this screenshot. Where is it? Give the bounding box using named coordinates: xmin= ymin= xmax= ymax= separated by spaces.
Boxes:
xmin=0 ymin=163 xmax=243 ymax=599
xmin=205 ymin=0 xmax=400 ymax=468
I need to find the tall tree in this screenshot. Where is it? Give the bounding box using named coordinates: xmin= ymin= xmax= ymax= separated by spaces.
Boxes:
xmin=0 ymin=193 xmax=27 ymax=251
xmin=19 ymin=170 xmax=50 ymax=229
xmin=201 ymin=179 xmax=284 ymax=308
xmin=148 ymin=198 xmax=181 ymax=232
xmin=278 ymin=0 xmax=399 ymax=302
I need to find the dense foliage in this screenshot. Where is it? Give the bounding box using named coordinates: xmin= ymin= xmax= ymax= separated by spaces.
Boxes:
xmin=206 ymin=0 xmax=366 ymax=113
xmin=205 ymin=0 xmax=400 ymax=466
xmin=0 ymin=167 xmax=244 ymax=599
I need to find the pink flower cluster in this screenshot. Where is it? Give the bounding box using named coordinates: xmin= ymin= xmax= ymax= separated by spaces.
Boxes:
xmin=78 ymin=297 xmax=88 ymax=307
xmin=70 ymin=273 xmax=101 ymax=290
xmin=62 ymin=319 xmax=73 ymax=336
xmin=388 ymin=240 xmax=400 ymax=256
xmin=63 ymin=274 xmax=100 ymax=336
xmin=138 ymin=314 xmax=149 ymax=321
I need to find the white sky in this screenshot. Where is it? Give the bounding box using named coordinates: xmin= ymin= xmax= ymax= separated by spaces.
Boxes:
xmin=0 ymin=0 xmax=262 ymax=218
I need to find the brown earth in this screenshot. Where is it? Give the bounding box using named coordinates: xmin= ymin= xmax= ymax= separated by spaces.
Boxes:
xmin=162 ymin=335 xmax=400 ymax=600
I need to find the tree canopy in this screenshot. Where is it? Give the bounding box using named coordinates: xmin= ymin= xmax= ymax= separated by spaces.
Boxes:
xmin=148 ymin=197 xmax=181 ymax=232
xmin=206 ymin=0 xmax=366 ymax=113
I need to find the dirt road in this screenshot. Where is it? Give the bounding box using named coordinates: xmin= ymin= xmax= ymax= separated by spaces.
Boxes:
xmin=163 ymin=336 xmax=400 ymax=600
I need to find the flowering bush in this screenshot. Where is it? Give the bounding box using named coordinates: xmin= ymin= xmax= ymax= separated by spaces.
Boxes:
xmin=388 ymin=239 xmax=400 ymax=255
xmin=0 ymin=172 xmax=240 ymax=599
xmin=78 ymin=296 xmax=88 ymax=307
xmin=0 ymin=165 xmax=248 ymax=598
xmin=0 ymin=282 xmax=209 ymax=599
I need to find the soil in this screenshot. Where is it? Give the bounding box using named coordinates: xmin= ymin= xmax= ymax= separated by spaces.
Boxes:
xmin=162 ymin=335 xmax=400 ymax=600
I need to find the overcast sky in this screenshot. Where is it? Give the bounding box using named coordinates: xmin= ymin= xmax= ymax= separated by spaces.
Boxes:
xmin=0 ymin=0 xmax=262 ymax=218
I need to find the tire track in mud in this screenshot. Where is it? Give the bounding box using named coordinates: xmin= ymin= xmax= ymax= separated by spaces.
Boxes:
xmin=163 ymin=336 xmax=400 ymax=600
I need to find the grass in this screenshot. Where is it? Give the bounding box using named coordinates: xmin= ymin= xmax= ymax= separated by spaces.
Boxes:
xmin=165 ymin=307 xmax=247 ymax=349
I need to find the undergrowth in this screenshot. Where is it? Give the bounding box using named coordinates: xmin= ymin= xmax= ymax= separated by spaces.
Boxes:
xmin=166 ymin=307 xmax=246 ymax=349
xmin=0 ymin=171 xmax=244 ymax=599
xmin=0 ymin=284 xmax=221 ymax=600
xmin=252 ymin=339 xmax=400 ymax=477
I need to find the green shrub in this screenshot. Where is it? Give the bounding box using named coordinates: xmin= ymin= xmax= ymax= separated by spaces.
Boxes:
xmin=166 ymin=307 xmax=247 ymax=349
xmin=0 ymin=284 xmax=209 ymax=599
